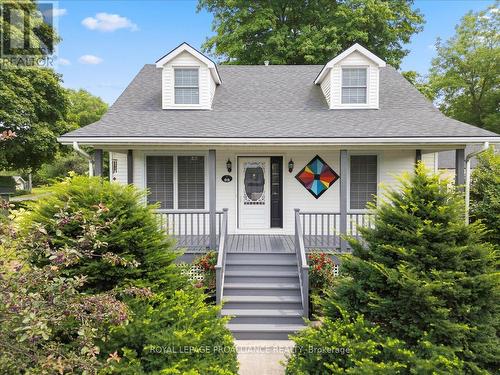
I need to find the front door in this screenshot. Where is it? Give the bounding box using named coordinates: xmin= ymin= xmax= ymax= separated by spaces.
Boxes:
xmin=238 ymin=157 xmax=270 ymax=229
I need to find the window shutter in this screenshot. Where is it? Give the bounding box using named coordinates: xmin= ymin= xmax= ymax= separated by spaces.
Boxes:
xmin=350 ymin=155 xmax=377 ymax=210
xmin=178 ymin=156 xmax=205 ymax=209
xmin=146 ymin=156 xmax=174 ymax=209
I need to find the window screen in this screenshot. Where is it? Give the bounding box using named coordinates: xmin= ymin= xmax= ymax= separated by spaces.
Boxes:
xmin=178 ymin=156 xmax=205 ymax=209
xmin=174 ymin=68 xmax=199 ymax=104
xmin=146 ymin=156 xmax=174 ymax=209
xmin=350 ymin=155 xmax=377 ymax=210
xmin=342 ymin=68 xmax=367 ymax=104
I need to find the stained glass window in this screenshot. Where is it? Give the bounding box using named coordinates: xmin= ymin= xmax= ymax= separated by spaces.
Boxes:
xmin=295 ymin=155 xmax=339 ymax=199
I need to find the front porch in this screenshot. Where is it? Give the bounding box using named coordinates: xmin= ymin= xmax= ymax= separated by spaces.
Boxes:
xmin=155 ymin=210 xmax=375 ymax=253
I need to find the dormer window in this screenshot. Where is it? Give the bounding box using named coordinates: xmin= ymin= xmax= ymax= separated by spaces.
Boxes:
xmin=341 ymin=68 xmax=367 ymax=104
xmin=174 ymin=68 xmax=199 ymax=104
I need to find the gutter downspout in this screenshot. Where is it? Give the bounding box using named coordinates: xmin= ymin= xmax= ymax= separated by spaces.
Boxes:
xmin=72 ymin=141 xmax=94 ymax=177
xmin=465 ymin=142 xmax=489 ymax=224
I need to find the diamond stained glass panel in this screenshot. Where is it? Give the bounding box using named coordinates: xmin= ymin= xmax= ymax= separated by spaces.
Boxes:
xmin=295 ymin=155 xmax=339 ymax=199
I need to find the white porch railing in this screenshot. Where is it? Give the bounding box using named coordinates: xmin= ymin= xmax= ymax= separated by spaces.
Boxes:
xmin=154 ymin=209 xmax=225 ymax=250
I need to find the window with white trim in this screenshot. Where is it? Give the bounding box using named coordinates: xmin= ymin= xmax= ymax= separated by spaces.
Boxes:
xmin=342 ymin=68 xmax=367 ymax=104
xmin=174 ymin=68 xmax=199 ymax=104
xmin=350 ymin=155 xmax=377 ymax=210
xmin=146 ymin=155 xmax=205 ymax=209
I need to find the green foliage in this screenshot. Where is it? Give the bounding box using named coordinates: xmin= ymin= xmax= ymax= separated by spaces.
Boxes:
xmin=307 ymin=252 xmax=337 ymax=290
xmin=0 ymin=213 xmax=128 ymax=374
xmin=34 ymin=151 xmax=89 ymax=185
xmin=102 ymin=289 xmax=238 ymax=375
xmin=286 ymin=311 xmax=463 ymax=374
xmin=470 ymin=148 xmax=500 ymax=245
xmin=198 ymin=0 xmax=424 ymax=67
xmin=17 ymin=176 xmax=238 ymax=374
xmin=21 ymin=175 xmax=180 ymax=293
xmin=65 ymin=88 xmax=108 ymax=129
xmin=194 ymin=250 xmax=218 ymax=291
xmin=429 ymin=5 xmax=500 ymax=133
xmin=0 ymin=64 xmax=69 ymax=171
xmin=324 ymin=164 xmax=499 ymax=372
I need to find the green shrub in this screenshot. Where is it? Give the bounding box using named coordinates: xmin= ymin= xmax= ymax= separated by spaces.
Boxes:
xmin=286 ymin=311 xmax=463 ymax=374
xmin=20 ymin=175 xmax=180 ymax=293
xmin=18 ymin=176 xmax=238 ymax=374
xmin=307 ymin=252 xmax=337 ymax=289
xmin=324 ymin=164 xmax=499 ymax=372
xmin=470 ymin=147 xmax=500 ymax=245
xmin=194 ymin=250 xmax=217 ymax=292
xmin=0 ymin=217 xmax=128 ymax=374
xmin=102 ymin=289 xmax=237 ymax=375
xmin=34 ymin=152 xmax=89 ymax=185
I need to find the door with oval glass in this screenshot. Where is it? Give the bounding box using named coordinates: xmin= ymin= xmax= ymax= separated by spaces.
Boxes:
xmin=238 ymin=157 xmax=270 ymax=229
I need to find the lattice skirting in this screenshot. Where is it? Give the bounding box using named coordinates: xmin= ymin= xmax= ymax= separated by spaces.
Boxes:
xmin=177 ymin=263 xmax=204 ymax=282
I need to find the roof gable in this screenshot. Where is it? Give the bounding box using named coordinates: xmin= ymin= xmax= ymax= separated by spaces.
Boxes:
xmin=155 ymin=42 xmax=221 ymax=84
xmin=314 ymin=43 xmax=386 ymax=85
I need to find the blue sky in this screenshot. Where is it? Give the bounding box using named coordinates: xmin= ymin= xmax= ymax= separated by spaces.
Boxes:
xmin=53 ymin=0 xmax=494 ymax=104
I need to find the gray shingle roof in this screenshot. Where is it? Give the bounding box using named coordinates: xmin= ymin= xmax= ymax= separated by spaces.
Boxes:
xmin=61 ymin=64 xmax=498 ymax=139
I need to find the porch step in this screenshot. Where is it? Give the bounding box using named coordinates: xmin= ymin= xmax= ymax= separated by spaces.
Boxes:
xmin=224 ymin=283 xmax=300 ymax=290
xmin=221 ymin=250 xmax=305 ymax=339
xmin=221 ymin=309 xmax=304 ymax=325
xmin=226 ymin=323 xmax=306 ymax=340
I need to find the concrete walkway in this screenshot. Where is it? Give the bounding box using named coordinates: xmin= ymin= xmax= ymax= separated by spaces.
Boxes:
xmin=235 ymin=340 xmax=295 ymax=375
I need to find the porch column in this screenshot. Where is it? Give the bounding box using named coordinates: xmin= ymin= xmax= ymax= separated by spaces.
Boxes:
xmin=415 ymin=149 xmax=422 ymax=165
xmin=94 ymin=149 xmax=103 ymax=177
xmin=127 ymin=150 xmax=133 ymax=184
xmin=339 ymin=150 xmax=348 ymax=252
xmin=209 ymin=149 xmax=217 ymax=249
xmin=455 ymin=148 xmax=465 ymax=188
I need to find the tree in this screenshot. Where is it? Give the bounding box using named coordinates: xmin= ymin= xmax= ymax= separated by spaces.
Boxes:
xmin=470 ymin=147 xmax=500 ymax=246
xmin=33 ymin=89 xmax=108 ymax=184
xmin=65 ymin=89 xmax=108 ymax=129
xmin=324 ymin=165 xmax=499 ymax=373
xmin=401 ymin=70 xmax=435 ymax=101
xmin=0 ymin=1 xmax=69 ymax=171
xmin=429 ymin=6 xmax=499 ymax=133
xmin=198 ymin=0 xmax=424 ymax=67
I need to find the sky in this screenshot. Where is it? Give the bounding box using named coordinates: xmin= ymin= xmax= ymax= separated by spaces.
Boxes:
xmin=51 ymin=0 xmax=494 ymax=104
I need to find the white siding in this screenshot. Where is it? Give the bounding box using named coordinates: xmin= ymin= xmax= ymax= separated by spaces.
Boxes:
xmin=320 ymin=72 xmax=331 ymax=106
xmin=421 ymin=152 xmax=438 ymax=173
xmin=125 ymin=146 xmax=417 ymax=235
xmin=329 ymin=51 xmax=379 ymax=109
xmin=161 ymin=51 xmax=217 ymax=110
xmin=109 ymin=151 xmax=128 ymax=184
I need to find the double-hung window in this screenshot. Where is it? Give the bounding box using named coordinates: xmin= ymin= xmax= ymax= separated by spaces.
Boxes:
xmin=341 ymin=68 xmax=367 ymax=104
xmin=146 ymin=155 xmax=205 ymax=209
xmin=174 ymin=68 xmax=199 ymax=104
xmin=350 ymin=155 xmax=377 ymax=210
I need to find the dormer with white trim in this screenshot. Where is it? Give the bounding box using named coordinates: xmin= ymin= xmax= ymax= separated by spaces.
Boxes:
xmin=156 ymin=43 xmax=221 ymax=110
xmin=315 ymin=44 xmax=386 ymax=109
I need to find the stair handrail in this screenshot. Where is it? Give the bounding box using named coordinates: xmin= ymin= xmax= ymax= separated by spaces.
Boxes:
xmin=215 ymin=208 xmax=229 ymax=306
xmin=294 ymin=208 xmax=309 ymax=318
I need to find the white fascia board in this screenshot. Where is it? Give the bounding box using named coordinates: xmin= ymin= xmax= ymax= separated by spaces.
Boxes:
xmin=155 ymin=42 xmax=221 ymax=84
xmin=58 ymin=136 xmax=500 ymax=146
xmin=314 ymin=43 xmax=386 ymax=84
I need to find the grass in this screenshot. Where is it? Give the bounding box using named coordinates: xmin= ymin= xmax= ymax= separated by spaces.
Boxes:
xmin=10 ymin=186 xmax=53 ymax=202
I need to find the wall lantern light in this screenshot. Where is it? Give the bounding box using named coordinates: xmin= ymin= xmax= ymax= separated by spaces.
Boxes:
xmin=226 ymin=159 xmax=232 ymax=173
xmin=288 ymin=159 xmax=294 ymax=173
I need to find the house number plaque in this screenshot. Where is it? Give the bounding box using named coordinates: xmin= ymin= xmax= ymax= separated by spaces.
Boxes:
xmin=221 ymin=175 xmax=232 ymax=183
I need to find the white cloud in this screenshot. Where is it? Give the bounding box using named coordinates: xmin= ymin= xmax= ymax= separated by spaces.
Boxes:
xmin=58 ymin=58 xmax=71 ymax=66
xmin=490 ymin=8 xmax=499 ymax=14
xmin=78 ymin=55 xmax=103 ymax=65
xmin=82 ymin=13 xmax=138 ymax=32
xmin=53 ymin=8 xmax=67 ymax=17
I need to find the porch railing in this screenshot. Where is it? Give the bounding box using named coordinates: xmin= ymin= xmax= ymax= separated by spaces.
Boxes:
xmin=294 ymin=209 xmax=309 ymax=319
xmin=154 ymin=209 xmax=224 ymax=250
xmin=215 ymin=208 xmax=229 ymax=306
xmin=297 ymin=210 xmax=375 ymax=251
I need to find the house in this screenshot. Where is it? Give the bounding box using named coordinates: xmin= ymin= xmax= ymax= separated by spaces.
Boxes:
xmin=59 ymin=42 xmax=499 ymax=339
xmin=438 ymin=144 xmax=498 ymax=181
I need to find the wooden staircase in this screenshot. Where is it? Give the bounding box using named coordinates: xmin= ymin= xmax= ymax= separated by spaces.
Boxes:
xmin=221 ymin=253 xmax=306 ymax=340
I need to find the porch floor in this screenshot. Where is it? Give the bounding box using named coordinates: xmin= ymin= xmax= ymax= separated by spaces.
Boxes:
xmin=174 ymin=234 xmax=340 ymax=253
